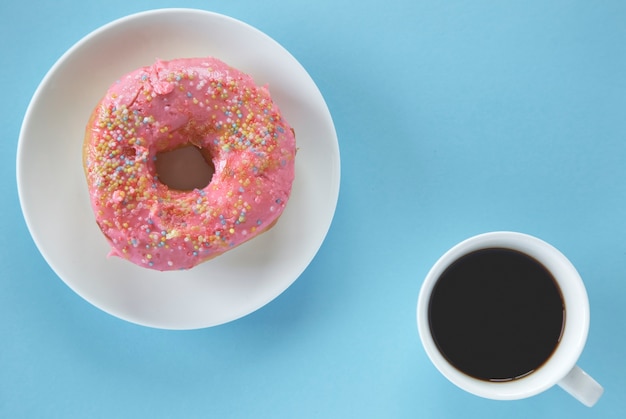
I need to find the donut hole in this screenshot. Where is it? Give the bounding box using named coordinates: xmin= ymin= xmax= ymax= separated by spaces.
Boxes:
xmin=155 ymin=145 xmax=215 ymax=191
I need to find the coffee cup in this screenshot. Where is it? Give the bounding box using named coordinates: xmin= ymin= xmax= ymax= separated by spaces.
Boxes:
xmin=416 ymin=231 xmax=603 ymax=406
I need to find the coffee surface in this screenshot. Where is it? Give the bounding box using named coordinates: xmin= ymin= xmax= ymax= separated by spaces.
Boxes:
xmin=428 ymin=248 xmax=565 ymax=381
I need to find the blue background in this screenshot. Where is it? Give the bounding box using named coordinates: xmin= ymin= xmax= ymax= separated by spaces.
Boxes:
xmin=2 ymin=1 xmax=625 ymax=418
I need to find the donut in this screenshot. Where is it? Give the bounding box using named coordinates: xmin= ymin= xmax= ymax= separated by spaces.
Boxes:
xmin=83 ymin=57 xmax=296 ymax=271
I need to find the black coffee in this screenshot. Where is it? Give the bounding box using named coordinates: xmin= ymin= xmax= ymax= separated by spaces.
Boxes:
xmin=428 ymin=248 xmax=565 ymax=381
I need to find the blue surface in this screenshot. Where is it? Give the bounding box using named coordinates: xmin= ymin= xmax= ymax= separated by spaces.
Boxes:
xmin=2 ymin=0 xmax=626 ymax=417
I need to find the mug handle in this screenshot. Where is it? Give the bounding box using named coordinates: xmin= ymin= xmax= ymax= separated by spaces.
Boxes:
xmin=558 ymin=365 xmax=604 ymax=407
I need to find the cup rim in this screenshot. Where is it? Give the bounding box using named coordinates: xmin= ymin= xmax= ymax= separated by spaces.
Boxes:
xmin=417 ymin=231 xmax=590 ymax=400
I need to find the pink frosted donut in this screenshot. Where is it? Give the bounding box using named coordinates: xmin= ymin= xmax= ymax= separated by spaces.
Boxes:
xmin=83 ymin=57 xmax=296 ymax=271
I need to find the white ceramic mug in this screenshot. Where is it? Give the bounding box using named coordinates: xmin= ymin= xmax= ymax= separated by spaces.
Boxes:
xmin=416 ymin=231 xmax=603 ymax=407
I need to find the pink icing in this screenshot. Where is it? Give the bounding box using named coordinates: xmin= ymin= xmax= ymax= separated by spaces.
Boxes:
xmin=84 ymin=57 xmax=296 ymax=271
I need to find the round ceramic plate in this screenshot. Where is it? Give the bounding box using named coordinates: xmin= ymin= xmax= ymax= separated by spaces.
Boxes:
xmin=16 ymin=9 xmax=340 ymax=329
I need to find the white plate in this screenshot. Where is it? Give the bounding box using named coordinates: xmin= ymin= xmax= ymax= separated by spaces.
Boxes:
xmin=16 ymin=9 xmax=340 ymax=329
